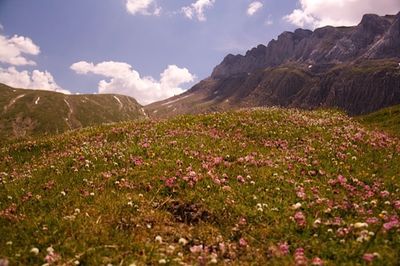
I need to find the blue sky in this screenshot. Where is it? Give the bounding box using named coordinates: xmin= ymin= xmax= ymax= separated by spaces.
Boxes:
xmin=0 ymin=0 xmax=399 ymax=104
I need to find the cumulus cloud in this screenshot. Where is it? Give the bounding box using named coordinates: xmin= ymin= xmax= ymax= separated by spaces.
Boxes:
xmin=247 ymin=1 xmax=263 ymax=16
xmin=284 ymin=0 xmax=400 ymax=28
xmin=126 ymin=0 xmax=161 ymax=16
xmin=0 ymin=34 xmax=40 ymax=66
xmin=0 ymin=67 xmax=70 ymax=94
xmin=182 ymin=0 xmax=216 ymax=21
xmin=71 ymin=61 xmax=195 ymax=105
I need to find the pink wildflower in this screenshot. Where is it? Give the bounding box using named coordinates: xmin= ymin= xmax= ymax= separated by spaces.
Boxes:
xmin=311 ymin=257 xmax=324 ymax=265
xmin=296 ymin=187 xmax=306 ymax=199
xmin=278 ymin=242 xmax=289 ymax=255
xmin=294 ymin=248 xmax=307 ymax=265
xmin=239 ymin=237 xmax=248 ymax=247
xmin=383 ymin=218 xmax=399 ymax=231
xmin=236 ymin=175 xmax=246 ymax=183
xmin=294 ymin=211 xmax=306 ymax=227
xmin=164 ymin=177 xmax=177 ymax=188
xmin=190 ymin=245 xmax=203 ymax=254
xmin=380 ymin=191 xmax=390 ymax=198
xmin=362 ymin=253 xmax=375 ymax=263
xmin=337 ymin=175 xmax=347 ymax=184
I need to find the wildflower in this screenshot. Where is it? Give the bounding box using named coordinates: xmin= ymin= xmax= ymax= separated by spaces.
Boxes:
xmin=356 ymin=230 xmax=371 ymax=242
xmin=294 ymin=248 xmax=307 ymax=265
xmin=354 ymin=222 xmax=368 ymax=229
xmin=60 ymin=191 xmax=66 ymax=196
xmin=190 ymin=245 xmax=203 ymax=254
xmin=0 ymin=259 xmax=9 ymax=266
xmin=45 ymin=246 xmax=60 ymax=264
xmin=337 ymin=175 xmax=347 ymax=184
xmin=239 ymin=237 xmax=248 ymax=247
xmin=30 ymin=247 xmax=39 ymax=255
xmin=380 ymin=191 xmax=390 ymax=197
xmin=313 ymin=218 xmax=322 ymax=228
xmin=164 ymin=177 xmax=177 ymax=188
xmin=393 ymin=200 xmax=400 ymax=210
xmin=294 ymin=211 xmax=306 ymax=227
xmin=311 ymin=257 xmax=324 ymax=265
xmin=178 ymin=238 xmax=188 ymax=246
xmin=362 ymin=253 xmax=375 ymax=263
xmin=383 ymin=218 xmax=399 ymax=231
xmin=236 ymin=175 xmax=245 ymax=183
xmin=366 ymin=217 xmax=379 ymax=224
xmin=292 ymin=202 xmax=302 ymax=210
xmin=158 ymin=259 xmax=167 ymax=264
xmin=155 ymin=236 xmax=163 ymax=243
xmin=278 ymin=242 xmax=289 ymax=255
xmin=296 ymin=187 xmax=306 ymax=199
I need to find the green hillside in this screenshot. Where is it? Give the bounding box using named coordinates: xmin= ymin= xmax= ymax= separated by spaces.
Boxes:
xmin=358 ymin=104 xmax=400 ymax=136
xmin=0 ymin=83 xmax=147 ymax=140
xmin=1 ymin=108 xmax=399 ymax=265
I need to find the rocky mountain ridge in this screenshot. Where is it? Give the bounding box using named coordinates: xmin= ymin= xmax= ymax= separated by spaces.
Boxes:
xmin=212 ymin=13 xmax=400 ymax=78
xmin=146 ymin=13 xmax=400 ymax=118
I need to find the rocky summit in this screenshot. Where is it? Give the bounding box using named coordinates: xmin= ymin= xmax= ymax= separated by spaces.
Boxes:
xmin=146 ymin=13 xmax=400 ymax=118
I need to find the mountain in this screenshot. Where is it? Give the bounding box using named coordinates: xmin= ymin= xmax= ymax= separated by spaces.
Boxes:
xmin=0 ymin=83 xmax=147 ymax=140
xmin=146 ymin=13 xmax=400 ymax=118
xmin=1 ymin=107 xmax=400 ymax=265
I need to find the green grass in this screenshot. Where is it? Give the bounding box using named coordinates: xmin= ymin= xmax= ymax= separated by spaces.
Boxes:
xmin=358 ymin=105 xmax=400 ymax=137
xmin=1 ymin=108 xmax=400 ymax=265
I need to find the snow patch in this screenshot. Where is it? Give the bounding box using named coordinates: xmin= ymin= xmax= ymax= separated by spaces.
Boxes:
xmin=4 ymin=94 xmax=26 ymax=112
xmin=35 ymin=97 xmax=40 ymax=105
xmin=161 ymin=94 xmax=191 ymax=106
xmin=113 ymin=96 xmax=123 ymax=109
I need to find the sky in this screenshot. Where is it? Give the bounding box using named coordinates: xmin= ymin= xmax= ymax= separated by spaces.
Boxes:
xmin=0 ymin=0 xmax=399 ymax=104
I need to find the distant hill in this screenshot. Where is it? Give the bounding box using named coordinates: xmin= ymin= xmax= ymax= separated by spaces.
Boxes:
xmin=0 ymin=83 xmax=147 ymax=139
xmin=146 ymin=13 xmax=400 ymax=118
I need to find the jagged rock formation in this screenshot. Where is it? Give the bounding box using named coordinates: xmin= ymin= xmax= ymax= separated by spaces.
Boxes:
xmin=146 ymin=13 xmax=400 ymax=117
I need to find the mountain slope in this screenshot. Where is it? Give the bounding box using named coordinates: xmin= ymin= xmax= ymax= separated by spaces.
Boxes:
xmin=1 ymin=108 xmax=400 ymax=265
xmin=0 ymin=83 xmax=147 ymax=139
xmin=146 ymin=13 xmax=400 ymax=118
xmin=359 ymin=104 xmax=400 ymax=136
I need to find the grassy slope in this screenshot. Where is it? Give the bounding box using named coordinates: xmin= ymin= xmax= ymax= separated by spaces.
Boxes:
xmin=358 ymin=104 xmax=400 ymax=137
xmin=0 ymin=84 xmax=146 ymax=140
xmin=1 ymin=108 xmax=400 ymax=265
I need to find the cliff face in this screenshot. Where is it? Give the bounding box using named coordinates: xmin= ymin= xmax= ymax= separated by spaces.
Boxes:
xmin=146 ymin=13 xmax=400 ymax=118
xmin=212 ymin=13 xmax=399 ymax=78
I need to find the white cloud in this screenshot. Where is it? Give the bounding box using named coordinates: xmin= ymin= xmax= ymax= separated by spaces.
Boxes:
xmin=71 ymin=61 xmax=195 ymax=105
xmin=247 ymin=1 xmax=263 ymax=16
xmin=0 ymin=34 xmax=40 ymax=66
xmin=182 ymin=0 xmax=216 ymax=21
xmin=126 ymin=0 xmax=161 ymax=16
xmin=284 ymin=0 xmax=400 ymax=28
xmin=0 ymin=67 xmax=70 ymax=94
